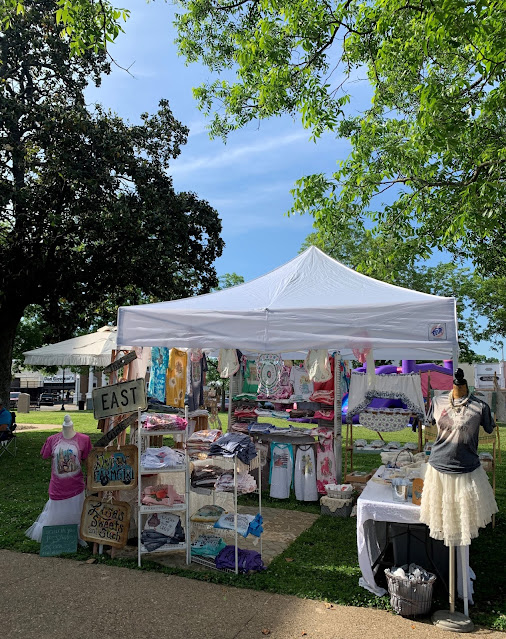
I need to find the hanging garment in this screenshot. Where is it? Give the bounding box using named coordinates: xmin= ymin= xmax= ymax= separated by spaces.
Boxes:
xmin=313 ymin=355 xmax=335 ymax=392
xmin=257 ymin=354 xmax=283 ymax=397
xmin=358 ymin=408 xmax=413 ymax=432
xmin=289 ymin=365 xmax=314 ymax=400
xmin=271 ymin=365 xmax=293 ymax=400
xmin=148 ymin=347 xmax=170 ymax=402
xmin=316 ymin=429 xmax=337 ymax=494
xmin=242 ymin=358 xmax=259 ymax=394
xmin=305 ymin=350 xmax=332 ymax=383
xmin=218 ymin=349 xmax=239 ymax=378
xmin=188 ymin=353 xmax=208 ymax=412
xmin=269 ymin=442 xmax=294 ymax=499
xmin=347 ymin=372 xmax=425 ymax=423
xmin=165 ymin=348 xmax=187 ymax=408
xmin=294 ymin=445 xmax=319 ymax=501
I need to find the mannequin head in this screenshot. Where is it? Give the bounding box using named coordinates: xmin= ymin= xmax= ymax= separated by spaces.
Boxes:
xmin=61 ymin=414 xmax=76 ymax=439
xmin=452 ymin=368 xmax=469 ymax=399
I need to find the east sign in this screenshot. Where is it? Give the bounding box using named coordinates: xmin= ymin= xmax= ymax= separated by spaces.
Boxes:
xmin=92 ymin=378 xmax=147 ymax=420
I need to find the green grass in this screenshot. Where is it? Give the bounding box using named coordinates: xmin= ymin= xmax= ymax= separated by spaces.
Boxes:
xmin=2 ymin=411 xmax=505 ymax=630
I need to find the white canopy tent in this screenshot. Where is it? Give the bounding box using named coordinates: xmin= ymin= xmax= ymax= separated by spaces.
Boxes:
xmin=117 ymin=246 xmax=459 ymax=483
xmin=117 ymin=246 xmax=458 ymax=361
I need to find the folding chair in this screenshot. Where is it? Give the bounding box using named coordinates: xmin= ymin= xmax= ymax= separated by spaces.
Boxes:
xmin=0 ymin=412 xmax=17 ymax=458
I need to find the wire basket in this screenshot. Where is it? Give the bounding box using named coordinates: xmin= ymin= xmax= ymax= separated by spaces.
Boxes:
xmin=384 ymin=568 xmax=436 ymax=617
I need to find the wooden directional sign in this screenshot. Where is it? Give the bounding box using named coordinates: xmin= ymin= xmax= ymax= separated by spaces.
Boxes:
xmin=80 ymin=497 xmax=131 ymax=549
xmin=92 ymin=378 xmax=147 ymax=420
xmin=87 ymin=445 xmax=138 ymax=491
xmin=102 ymin=351 xmax=137 ymax=375
xmin=94 ymin=412 xmax=138 ymax=448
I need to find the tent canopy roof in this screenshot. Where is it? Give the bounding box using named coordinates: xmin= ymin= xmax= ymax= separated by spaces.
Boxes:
xmin=117 ymin=246 xmax=457 ymax=359
xmin=23 ymin=326 xmax=117 ymax=367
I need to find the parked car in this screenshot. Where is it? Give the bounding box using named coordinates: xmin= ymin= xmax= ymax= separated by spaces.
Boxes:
xmin=9 ymin=392 xmax=20 ymax=409
xmin=38 ymin=393 xmax=54 ymax=406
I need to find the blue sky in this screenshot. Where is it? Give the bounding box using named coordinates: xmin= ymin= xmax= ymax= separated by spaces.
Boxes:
xmin=85 ymin=1 xmax=500 ymax=360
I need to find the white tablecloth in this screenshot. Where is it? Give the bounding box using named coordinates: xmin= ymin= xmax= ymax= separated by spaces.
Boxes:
xmin=357 ymin=467 xmax=473 ymax=601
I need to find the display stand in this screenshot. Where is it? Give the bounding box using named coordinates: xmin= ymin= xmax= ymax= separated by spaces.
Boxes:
xmin=137 ymin=407 xmax=190 ymax=567
xmin=189 ymin=451 xmax=263 ymax=575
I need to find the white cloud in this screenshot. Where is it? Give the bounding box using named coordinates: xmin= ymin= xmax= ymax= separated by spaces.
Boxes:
xmin=171 ymin=130 xmax=309 ymax=176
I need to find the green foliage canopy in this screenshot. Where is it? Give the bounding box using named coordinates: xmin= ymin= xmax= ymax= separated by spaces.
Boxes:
xmin=174 ymin=0 xmax=506 ymax=278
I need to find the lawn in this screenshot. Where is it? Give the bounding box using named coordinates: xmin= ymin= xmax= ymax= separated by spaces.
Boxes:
xmin=1 ymin=411 xmax=504 ymax=629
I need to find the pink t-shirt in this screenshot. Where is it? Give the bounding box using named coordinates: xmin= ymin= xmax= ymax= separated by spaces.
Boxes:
xmin=41 ymin=432 xmax=92 ymax=500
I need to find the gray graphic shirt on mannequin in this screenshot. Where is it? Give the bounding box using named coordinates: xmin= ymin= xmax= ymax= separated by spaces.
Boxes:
xmin=429 ymin=394 xmax=494 ymax=474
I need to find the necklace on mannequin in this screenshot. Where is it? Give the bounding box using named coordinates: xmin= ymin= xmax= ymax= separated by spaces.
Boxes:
xmin=449 ymin=391 xmax=470 ymax=414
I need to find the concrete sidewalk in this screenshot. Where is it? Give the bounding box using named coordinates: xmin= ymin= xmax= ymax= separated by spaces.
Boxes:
xmin=1 ymin=550 xmax=501 ymax=639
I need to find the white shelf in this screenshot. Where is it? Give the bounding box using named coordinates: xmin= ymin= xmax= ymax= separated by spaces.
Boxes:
xmin=140 ymin=466 xmax=186 ymax=475
xmin=140 ymin=504 xmax=186 ymax=514
xmin=140 ymin=541 xmax=187 ymax=554
xmin=191 ymin=555 xmax=236 ymax=573
xmin=140 ymin=428 xmax=187 ymax=436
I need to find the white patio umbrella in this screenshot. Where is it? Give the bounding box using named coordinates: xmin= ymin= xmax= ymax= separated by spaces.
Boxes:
xmin=23 ymin=326 xmax=117 ymax=367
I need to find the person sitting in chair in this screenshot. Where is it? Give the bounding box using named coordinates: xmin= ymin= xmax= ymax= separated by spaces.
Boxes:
xmin=0 ymin=399 xmax=13 ymax=432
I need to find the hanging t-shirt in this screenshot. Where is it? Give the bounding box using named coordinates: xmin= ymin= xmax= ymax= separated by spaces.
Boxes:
xmin=269 ymin=442 xmax=293 ymax=499
xmin=41 ymin=432 xmax=92 ymax=500
xmin=166 ymin=348 xmax=187 ymax=408
xmin=429 ymin=394 xmax=494 ymax=474
xmin=242 ymin=359 xmax=259 ymax=394
xmin=316 ymin=430 xmax=337 ymax=494
xmin=148 ymin=347 xmax=170 ymax=402
xmin=313 ymin=355 xmax=335 ymax=392
xmin=290 ymin=366 xmax=314 ymax=399
xmin=188 ymin=353 xmax=208 ymax=412
xmin=257 ymin=354 xmax=283 ymax=397
xmin=294 ymin=445 xmax=318 ymax=501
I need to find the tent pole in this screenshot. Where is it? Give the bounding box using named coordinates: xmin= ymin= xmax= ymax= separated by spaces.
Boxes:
xmin=334 ymin=351 xmax=342 ymax=484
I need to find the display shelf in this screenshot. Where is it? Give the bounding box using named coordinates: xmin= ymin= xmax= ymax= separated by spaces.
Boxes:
xmin=137 ymin=408 xmax=190 ymax=568
xmin=190 ymin=555 xmax=236 ymax=573
xmin=140 ymin=541 xmax=187 ymax=554
xmin=140 ymin=428 xmax=186 ymax=437
xmin=139 ymin=504 xmax=186 ymax=514
xmin=140 ymin=466 xmax=186 ymax=475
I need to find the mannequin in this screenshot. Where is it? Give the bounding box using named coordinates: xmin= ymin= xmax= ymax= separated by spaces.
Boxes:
xmin=420 ymin=369 xmax=498 ymax=630
xmin=26 ymin=414 xmax=92 ymax=544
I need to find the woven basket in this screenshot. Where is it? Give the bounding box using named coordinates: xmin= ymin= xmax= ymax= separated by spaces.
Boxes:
xmin=385 ymin=569 xmax=436 ymax=617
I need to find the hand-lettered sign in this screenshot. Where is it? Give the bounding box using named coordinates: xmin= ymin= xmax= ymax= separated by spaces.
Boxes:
xmin=102 ymin=351 xmax=137 ymax=375
xmin=80 ymin=497 xmax=131 ymax=548
xmin=94 ymin=412 xmax=138 ymax=448
xmin=87 ymin=445 xmax=138 ymax=491
xmin=40 ymin=524 xmax=78 ymax=557
xmin=92 ymin=378 xmax=147 ymax=419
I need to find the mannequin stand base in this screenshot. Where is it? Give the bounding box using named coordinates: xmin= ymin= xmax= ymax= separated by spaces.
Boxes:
xmin=432 ymin=610 xmax=474 ymax=633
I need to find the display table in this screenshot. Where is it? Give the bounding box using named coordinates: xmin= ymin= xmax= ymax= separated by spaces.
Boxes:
xmin=357 ymin=466 xmax=474 ymax=602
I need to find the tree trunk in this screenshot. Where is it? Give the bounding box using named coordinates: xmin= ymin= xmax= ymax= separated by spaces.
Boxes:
xmin=0 ymin=312 xmax=23 ymax=407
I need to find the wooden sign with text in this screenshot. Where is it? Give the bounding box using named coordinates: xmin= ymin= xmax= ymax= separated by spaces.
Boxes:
xmin=94 ymin=412 xmax=138 ymax=448
xmin=102 ymin=351 xmax=137 ymax=375
xmin=87 ymin=445 xmax=138 ymax=491
xmin=80 ymin=497 xmax=131 ymax=549
xmin=92 ymin=378 xmax=147 ymax=419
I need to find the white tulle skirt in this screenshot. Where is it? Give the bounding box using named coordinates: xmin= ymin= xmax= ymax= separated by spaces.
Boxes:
xmin=420 ymin=464 xmax=498 ymax=546
xmin=25 ymin=491 xmax=87 ymax=546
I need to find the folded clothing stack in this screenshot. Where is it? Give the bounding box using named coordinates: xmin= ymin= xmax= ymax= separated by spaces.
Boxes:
xmin=141 ymin=412 xmax=187 ymax=431
xmin=191 ymin=535 xmax=227 ymax=557
xmin=213 ymin=512 xmax=263 ymax=538
xmin=215 ymin=470 xmax=257 ymax=494
xmin=141 ymin=446 xmax=185 ymax=470
xmin=142 ymin=484 xmax=184 ymax=506
xmin=141 ymin=512 xmax=185 ymax=551
xmin=234 ymin=407 xmax=257 ymax=419
xmin=186 ymin=429 xmax=222 ymax=456
xmin=209 ymin=433 xmax=257 ymax=465
xmin=309 ymin=390 xmax=334 ymax=405
xmin=215 ymin=545 xmax=265 ymax=573
xmin=230 ymin=422 xmax=251 ymax=434
xmin=191 ymin=464 xmax=224 ymax=489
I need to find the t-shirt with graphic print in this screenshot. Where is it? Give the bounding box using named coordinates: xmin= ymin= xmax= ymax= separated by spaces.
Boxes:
xmin=429 ymin=394 xmax=494 ymax=474
xmin=41 ymin=431 xmax=92 ymax=500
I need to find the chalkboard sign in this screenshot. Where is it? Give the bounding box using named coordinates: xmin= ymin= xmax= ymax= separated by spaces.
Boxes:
xmin=87 ymin=445 xmax=138 ymax=491
xmin=80 ymin=497 xmax=131 ymax=549
xmin=40 ymin=524 xmax=78 ymax=557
